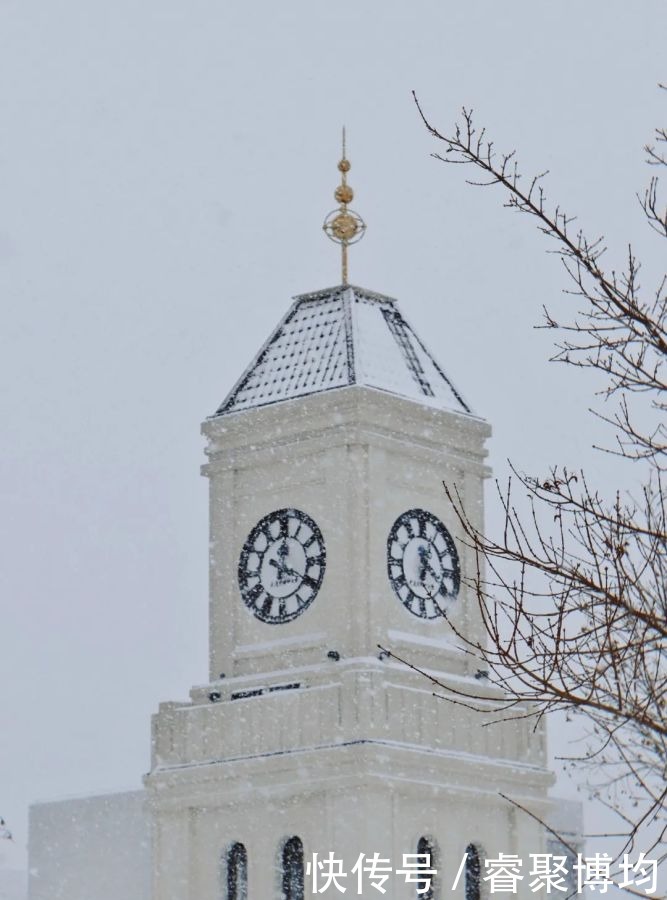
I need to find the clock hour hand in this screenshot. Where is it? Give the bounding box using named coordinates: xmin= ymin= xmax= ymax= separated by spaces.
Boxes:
xmin=269 ymin=557 xmax=290 ymax=582
xmin=424 ymin=561 xmax=441 ymax=581
xmin=417 ymin=544 xmax=432 ymax=581
xmin=269 ymin=557 xmax=300 ymax=582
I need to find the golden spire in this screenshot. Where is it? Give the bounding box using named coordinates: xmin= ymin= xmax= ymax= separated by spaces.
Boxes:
xmin=323 ymin=127 xmax=366 ymax=285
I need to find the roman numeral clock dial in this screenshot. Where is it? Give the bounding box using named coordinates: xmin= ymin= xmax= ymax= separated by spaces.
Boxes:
xmin=238 ymin=508 xmax=326 ymax=624
xmin=387 ymin=509 xmax=460 ymax=619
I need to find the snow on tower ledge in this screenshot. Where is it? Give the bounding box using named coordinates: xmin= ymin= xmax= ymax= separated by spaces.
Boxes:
xmin=215 ymin=285 xmax=472 ymax=417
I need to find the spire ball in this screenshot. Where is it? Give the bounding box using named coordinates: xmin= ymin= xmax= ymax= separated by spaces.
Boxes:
xmin=334 ymin=184 xmax=354 ymax=204
xmin=338 ymin=158 xmax=351 ymax=173
xmin=329 ymin=211 xmax=359 ymax=242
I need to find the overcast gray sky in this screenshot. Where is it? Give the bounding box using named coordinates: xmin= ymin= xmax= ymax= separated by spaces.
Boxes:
xmin=1 ymin=0 xmax=665 ymax=865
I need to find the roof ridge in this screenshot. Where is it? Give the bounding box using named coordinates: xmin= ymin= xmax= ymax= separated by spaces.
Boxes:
xmin=294 ymin=284 xmax=398 ymax=305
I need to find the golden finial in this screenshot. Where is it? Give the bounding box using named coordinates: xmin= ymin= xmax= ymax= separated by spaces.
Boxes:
xmin=323 ymin=127 xmax=366 ymax=285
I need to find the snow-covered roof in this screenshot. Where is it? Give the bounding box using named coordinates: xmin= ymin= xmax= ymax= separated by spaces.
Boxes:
xmin=215 ymin=285 xmax=471 ymax=417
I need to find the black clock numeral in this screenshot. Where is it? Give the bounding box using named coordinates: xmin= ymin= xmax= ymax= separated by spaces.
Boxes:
xmin=439 ymin=582 xmax=451 ymax=598
xmin=246 ymin=583 xmax=264 ymax=605
xmin=278 ymin=513 xmax=290 ymax=538
xmin=392 ymin=571 xmax=407 ymax=589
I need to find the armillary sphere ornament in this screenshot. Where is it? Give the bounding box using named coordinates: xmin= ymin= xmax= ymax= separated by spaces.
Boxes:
xmin=322 ymin=128 xmax=367 ymax=285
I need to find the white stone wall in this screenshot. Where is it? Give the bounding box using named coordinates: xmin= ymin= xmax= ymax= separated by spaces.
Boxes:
xmin=143 ymin=384 xmax=558 ymax=900
xmin=29 ymin=790 xmax=150 ymax=900
xmin=202 ymin=385 xmax=492 ymax=683
xmin=147 ymin=739 xmax=554 ymax=900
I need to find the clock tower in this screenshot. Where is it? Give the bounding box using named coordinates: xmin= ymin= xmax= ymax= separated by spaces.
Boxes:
xmin=145 ymin=145 xmax=555 ymax=900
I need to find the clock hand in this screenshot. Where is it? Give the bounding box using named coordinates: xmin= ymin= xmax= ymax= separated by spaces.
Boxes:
xmin=269 ymin=557 xmax=291 ymax=583
xmin=417 ymin=543 xmax=432 ymax=581
xmin=268 ymin=557 xmax=301 ymax=583
xmin=425 ymin=561 xmax=441 ymax=580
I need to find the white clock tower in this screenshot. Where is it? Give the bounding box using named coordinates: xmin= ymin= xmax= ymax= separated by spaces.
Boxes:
xmin=144 ymin=146 xmax=556 ymax=900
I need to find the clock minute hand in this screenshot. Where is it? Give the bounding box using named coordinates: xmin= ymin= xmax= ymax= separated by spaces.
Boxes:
xmin=422 ymin=561 xmax=441 ymax=581
xmin=419 ymin=558 xmax=440 ymax=581
xmin=269 ymin=558 xmax=301 ymax=581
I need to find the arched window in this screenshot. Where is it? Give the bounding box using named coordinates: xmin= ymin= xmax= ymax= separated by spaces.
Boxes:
xmin=225 ymin=842 xmax=247 ymax=900
xmin=465 ymin=844 xmax=481 ymax=900
xmin=417 ymin=836 xmax=437 ymax=899
xmin=282 ymin=836 xmax=304 ymax=900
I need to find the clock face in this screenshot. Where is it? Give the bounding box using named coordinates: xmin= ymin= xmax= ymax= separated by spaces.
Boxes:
xmin=387 ymin=509 xmax=460 ymax=619
xmin=238 ymin=508 xmax=326 ymax=624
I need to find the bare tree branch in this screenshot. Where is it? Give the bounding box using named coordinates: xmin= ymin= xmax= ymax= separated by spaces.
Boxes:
xmin=409 ymin=87 xmax=667 ymax=871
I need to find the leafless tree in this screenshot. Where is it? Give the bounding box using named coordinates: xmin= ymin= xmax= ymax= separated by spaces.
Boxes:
xmin=407 ymin=88 xmax=666 ymax=866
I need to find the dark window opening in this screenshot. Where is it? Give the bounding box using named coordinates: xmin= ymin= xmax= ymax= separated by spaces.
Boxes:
xmin=282 ymin=835 xmax=304 ymax=900
xmin=465 ymin=844 xmax=481 ymax=900
xmin=226 ymin=842 xmax=247 ymax=900
xmin=417 ymin=836 xmax=436 ymax=900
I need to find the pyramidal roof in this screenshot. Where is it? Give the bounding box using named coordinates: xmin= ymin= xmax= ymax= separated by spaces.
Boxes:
xmin=215 ymin=285 xmax=471 ymax=417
